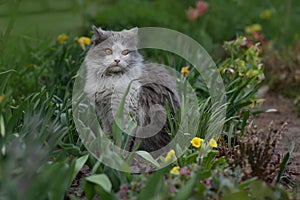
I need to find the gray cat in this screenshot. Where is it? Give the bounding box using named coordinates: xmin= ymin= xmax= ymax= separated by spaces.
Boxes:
xmin=84 ymin=26 xmax=180 ymax=152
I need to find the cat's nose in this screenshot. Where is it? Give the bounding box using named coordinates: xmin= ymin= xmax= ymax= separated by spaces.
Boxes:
xmin=114 ymin=59 xmax=120 ymax=64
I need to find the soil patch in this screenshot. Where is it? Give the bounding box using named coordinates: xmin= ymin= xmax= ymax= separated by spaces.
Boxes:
xmin=254 ymin=91 xmax=300 ymax=196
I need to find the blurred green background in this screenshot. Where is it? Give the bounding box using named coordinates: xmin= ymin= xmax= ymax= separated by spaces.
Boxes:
xmin=1 ymin=0 xmax=299 ymax=65
xmin=1 ymin=0 xmax=299 ymax=103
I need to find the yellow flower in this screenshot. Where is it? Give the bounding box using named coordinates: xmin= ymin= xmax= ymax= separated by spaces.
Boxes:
xmin=209 ymin=138 xmax=217 ymax=148
xmin=77 ymin=37 xmax=91 ymax=50
xmin=165 ymin=149 xmax=176 ymax=162
xmin=57 ymin=33 xmax=68 ymax=44
xmin=170 ymin=166 xmax=180 ymax=175
xmin=181 ymin=66 xmax=190 ymax=76
xmin=191 ymin=137 xmax=204 ymax=148
xmin=245 ymin=24 xmax=262 ymax=34
xmin=260 ymin=9 xmax=272 ymax=20
xmin=0 ymin=96 xmax=4 ymax=104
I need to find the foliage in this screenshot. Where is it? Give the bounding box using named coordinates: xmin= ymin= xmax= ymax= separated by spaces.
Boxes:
xmin=91 ymin=0 xmax=300 ymax=53
xmin=0 ymin=35 xmax=88 ymax=199
xmin=0 ymin=0 xmax=298 ymax=199
xmin=115 ymin=154 xmax=289 ymax=200
xmin=0 ymin=31 xmax=293 ymax=199
xmin=188 ymin=36 xmax=265 ymax=144
xmin=0 ymin=85 xmax=68 ymax=199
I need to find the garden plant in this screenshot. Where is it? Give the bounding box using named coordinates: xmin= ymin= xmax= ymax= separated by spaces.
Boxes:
xmin=0 ymin=0 xmax=299 ymax=199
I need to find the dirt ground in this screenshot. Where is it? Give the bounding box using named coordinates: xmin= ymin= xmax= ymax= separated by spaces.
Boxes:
xmin=254 ymin=91 xmax=300 ymax=197
xmin=254 ymin=91 xmax=299 ymax=155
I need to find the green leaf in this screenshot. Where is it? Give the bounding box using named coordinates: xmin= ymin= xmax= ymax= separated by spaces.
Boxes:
xmin=0 ymin=114 xmax=5 ymax=137
xmin=83 ymin=181 xmax=96 ymax=200
xmin=135 ymin=150 xmax=160 ymax=168
xmin=202 ymin=150 xmax=219 ymax=169
xmin=70 ymin=154 xmax=89 ymax=185
xmin=247 ymin=180 xmax=289 ymax=200
xmin=183 ymin=152 xmax=198 ymax=165
xmin=103 ymin=166 xmax=131 ymax=191
xmin=85 ymin=174 xmax=112 ymax=193
xmin=112 ymin=79 xmax=138 ymax=146
xmin=165 ymin=100 xmax=174 ymax=134
xmin=0 ymin=69 xmax=17 ymax=76
xmin=211 ymin=156 xmax=228 ymax=169
xmin=264 ymin=108 xmax=278 ymax=113
xmin=239 ymin=177 xmax=258 ymax=189
xmin=199 ymin=170 xmax=211 ymax=180
xmin=138 ymin=169 xmax=166 ymax=200
xmin=276 ymin=152 xmax=290 ymax=184
xmin=41 ymin=162 xmax=72 ymax=200
xmin=221 ymin=191 xmax=251 ymax=200
xmin=227 ymin=122 xmax=235 ymax=148
xmin=252 ymin=108 xmax=277 ymax=115
xmin=241 ymin=110 xmax=249 ymax=135
xmin=276 ymin=138 xmax=295 ymax=184
xmin=94 ymin=185 xmax=117 ymax=200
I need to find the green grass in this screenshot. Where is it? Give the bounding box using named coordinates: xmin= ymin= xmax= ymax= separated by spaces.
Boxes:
xmin=0 ymin=0 xmax=86 ymax=35
xmin=0 ymin=0 xmax=98 ymax=65
xmin=0 ymin=0 xmax=298 ymax=199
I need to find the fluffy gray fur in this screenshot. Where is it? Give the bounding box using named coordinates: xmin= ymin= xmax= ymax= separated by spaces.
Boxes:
xmin=84 ymin=26 xmax=180 ymax=152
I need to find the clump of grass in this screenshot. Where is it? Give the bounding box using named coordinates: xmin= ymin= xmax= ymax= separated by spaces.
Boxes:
xmin=228 ymin=122 xmax=287 ymax=184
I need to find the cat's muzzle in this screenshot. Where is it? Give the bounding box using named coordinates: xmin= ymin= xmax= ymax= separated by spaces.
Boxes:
xmin=105 ymin=65 xmax=125 ymax=75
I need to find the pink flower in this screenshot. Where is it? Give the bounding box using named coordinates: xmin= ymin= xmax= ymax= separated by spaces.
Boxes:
xmin=179 ymin=166 xmax=189 ymax=176
xmin=179 ymin=168 xmax=186 ymax=175
xmin=186 ymin=7 xmax=200 ymax=21
xmin=170 ymin=186 xmax=176 ymax=193
xmin=196 ymin=1 xmax=209 ymax=16
xmin=119 ymin=185 xmax=128 ymax=191
xmin=203 ymin=178 xmax=212 ymax=186
xmin=186 ymin=1 xmax=209 ymax=21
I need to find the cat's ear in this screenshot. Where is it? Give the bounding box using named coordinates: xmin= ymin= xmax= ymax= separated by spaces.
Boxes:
xmin=128 ymin=27 xmax=138 ymax=35
xmin=123 ymin=27 xmax=138 ymax=37
xmin=92 ymin=25 xmax=109 ymax=45
xmin=123 ymin=27 xmax=138 ymax=46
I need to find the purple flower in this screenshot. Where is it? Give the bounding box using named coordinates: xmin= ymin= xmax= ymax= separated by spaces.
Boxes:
xmin=120 ymin=185 xmax=128 ymax=191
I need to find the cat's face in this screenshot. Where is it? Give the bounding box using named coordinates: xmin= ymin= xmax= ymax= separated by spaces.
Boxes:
xmin=86 ymin=26 xmax=143 ymax=76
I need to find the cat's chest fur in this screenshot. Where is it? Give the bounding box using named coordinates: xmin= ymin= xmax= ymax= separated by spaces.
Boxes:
xmin=84 ymin=63 xmax=143 ymax=133
xmin=84 ymin=63 xmax=142 ymax=105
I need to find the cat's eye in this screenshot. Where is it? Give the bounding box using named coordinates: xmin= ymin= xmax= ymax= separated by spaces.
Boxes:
xmin=121 ymin=50 xmax=130 ymax=55
xmin=104 ymin=48 xmax=112 ymax=55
